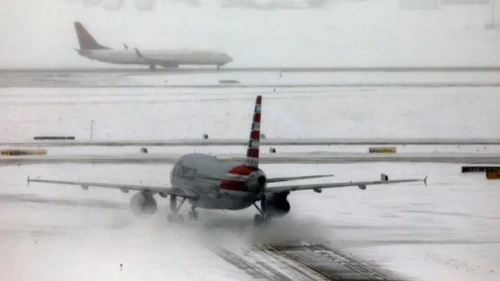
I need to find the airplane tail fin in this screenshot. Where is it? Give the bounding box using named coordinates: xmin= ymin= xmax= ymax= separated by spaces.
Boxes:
xmin=74 ymin=22 xmax=109 ymax=50
xmin=245 ymin=95 xmax=262 ymax=169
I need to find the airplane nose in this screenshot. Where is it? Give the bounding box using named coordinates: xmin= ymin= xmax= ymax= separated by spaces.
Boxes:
xmin=226 ymin=55 xmax=233 ymax=63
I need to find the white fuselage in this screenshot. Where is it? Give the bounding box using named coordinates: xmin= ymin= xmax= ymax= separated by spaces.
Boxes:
xmin=78 ymin=49 xmax=233 ymax=67
xmin=171 ymin=154 xmax=263 ymax=210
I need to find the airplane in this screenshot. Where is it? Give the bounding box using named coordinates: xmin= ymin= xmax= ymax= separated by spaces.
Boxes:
xmin=73 ymin=22 xmax=233 ymax=70
xmin=28 ymin=95 xmax=427 ymax=226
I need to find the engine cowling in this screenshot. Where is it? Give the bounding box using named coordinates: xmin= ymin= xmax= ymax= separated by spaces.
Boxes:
xmin=263 ymin=192 xmax=291 ymax=217
xmin=130 ymin=191 xmax=157 ymax=216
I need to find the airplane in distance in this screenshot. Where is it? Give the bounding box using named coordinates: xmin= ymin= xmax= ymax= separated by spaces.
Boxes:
xmin=73 ymin=22 xmax=233 ymax=70
xmin=29 ymin=96 xmax=427 ymax=226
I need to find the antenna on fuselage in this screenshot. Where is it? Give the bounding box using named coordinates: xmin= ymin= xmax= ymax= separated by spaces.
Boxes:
xmin=245 ymin=95 xmax=262 ymax=169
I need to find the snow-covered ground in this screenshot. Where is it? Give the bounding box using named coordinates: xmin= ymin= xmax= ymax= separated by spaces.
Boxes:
xmin=1 ymin=84 xmax=499 ymax=141
xmin=5 ymin=70 xmax=500 ymax=87
xmin=2 ymin=0 xmax=500 ymax=279
xmin=1 ymin=71 xmax=500 ymax=280
xmin=1 ymin=162 xmax=500 ymax=281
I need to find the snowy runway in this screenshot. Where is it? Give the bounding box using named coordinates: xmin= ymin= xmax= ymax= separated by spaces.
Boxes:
xmin=1 ymin=70 xmax=499 ymax=281
xmin=1 ymin=162 xmax=499 ymax=281
xmin=2 ymin=151 xmax=500 ymax=166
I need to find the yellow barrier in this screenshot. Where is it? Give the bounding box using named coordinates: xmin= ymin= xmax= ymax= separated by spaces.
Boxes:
xmin=1 ymin=149 xmax=47 ymax=156
xmin=486 ymin=169 xmax=500 ymax=180
xmin=369 ymin=147 xmax=397 ymax=153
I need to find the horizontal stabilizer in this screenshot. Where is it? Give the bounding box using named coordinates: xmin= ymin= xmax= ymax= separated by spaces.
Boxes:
xmin=195 ymin=175 xmax=247 ymax=183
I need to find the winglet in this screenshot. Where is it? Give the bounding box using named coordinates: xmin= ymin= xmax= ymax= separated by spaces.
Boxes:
xmin=245 ymin=95 xmax=262 ymax=168
xmin=135 ymin=47 xmax=145 ymax=58
xmin=27 ymin=175 xmax=30 ymax=186
xmin=423 ymin=176 xmax=428 ymax=186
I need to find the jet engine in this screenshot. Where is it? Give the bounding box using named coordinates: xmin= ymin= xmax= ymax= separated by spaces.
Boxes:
xmin=247 ymin=172 xmax=267 ymax=193
xmin=130 ymin=191 xmax=157 ymax=216
xmin=263 ymin=191 xmax=290 ymax=217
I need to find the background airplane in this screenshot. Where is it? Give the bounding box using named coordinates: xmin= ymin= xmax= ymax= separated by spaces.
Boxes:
xmin=29 ymin=95 xmax=427 ymax=226
xmin=73 ymin=22 xmax=233 ymax=70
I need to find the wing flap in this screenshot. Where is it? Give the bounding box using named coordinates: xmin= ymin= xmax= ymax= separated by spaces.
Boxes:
xmin=28 ymin=177 xmax=198 ymax=199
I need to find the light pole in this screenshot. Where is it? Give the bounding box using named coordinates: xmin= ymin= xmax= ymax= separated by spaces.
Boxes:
xmin=90 ymin=120 xmax=95 ymax=141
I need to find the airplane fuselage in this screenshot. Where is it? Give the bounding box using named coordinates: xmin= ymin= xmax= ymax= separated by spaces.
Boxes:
xmin=170 ymin=153 xmax=265 ymax=210
xmin=78 ymin=49 xmax=232 ymax=67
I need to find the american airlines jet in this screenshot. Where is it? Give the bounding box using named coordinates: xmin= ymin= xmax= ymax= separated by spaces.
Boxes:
xmin=29 ymin=96 xmax=427 ymax=226
xmin=73 ymin=22 xmax=233 ymax=69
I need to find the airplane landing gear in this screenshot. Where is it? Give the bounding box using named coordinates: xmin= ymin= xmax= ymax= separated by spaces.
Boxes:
xmin=253 ymin=214 xmax=269 ymax=227
xmin=167 ymin=195 xmax=186 ymax=223
xmin=253 ymin=202 xmax=270 ymax=227
xmin=188 ymin=206 xmax=198 ymax=221
xmin=149 ymin=64 xmax=156 ymax=70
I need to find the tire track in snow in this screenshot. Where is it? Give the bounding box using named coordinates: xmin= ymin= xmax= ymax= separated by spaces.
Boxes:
xmin=216 ymin=243 xmax=404 ymax=281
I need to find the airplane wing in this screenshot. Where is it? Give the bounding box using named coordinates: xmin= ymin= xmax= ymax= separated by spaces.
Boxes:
xmin=27 ymin=177 xmax=198 ymax=199
xmin=267 ymin=174 xmax=334 ymax=183
xmin=265 ymin=176 xmax=427 ymax=194
xmin=134 ymin=48 xmax=177 ymax=66
xmin=134 ymin=48 xmax=156 ymax=64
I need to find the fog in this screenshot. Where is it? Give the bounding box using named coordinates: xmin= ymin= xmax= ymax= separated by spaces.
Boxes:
xmin=1 ymin=0 xmax=499 ymax=68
